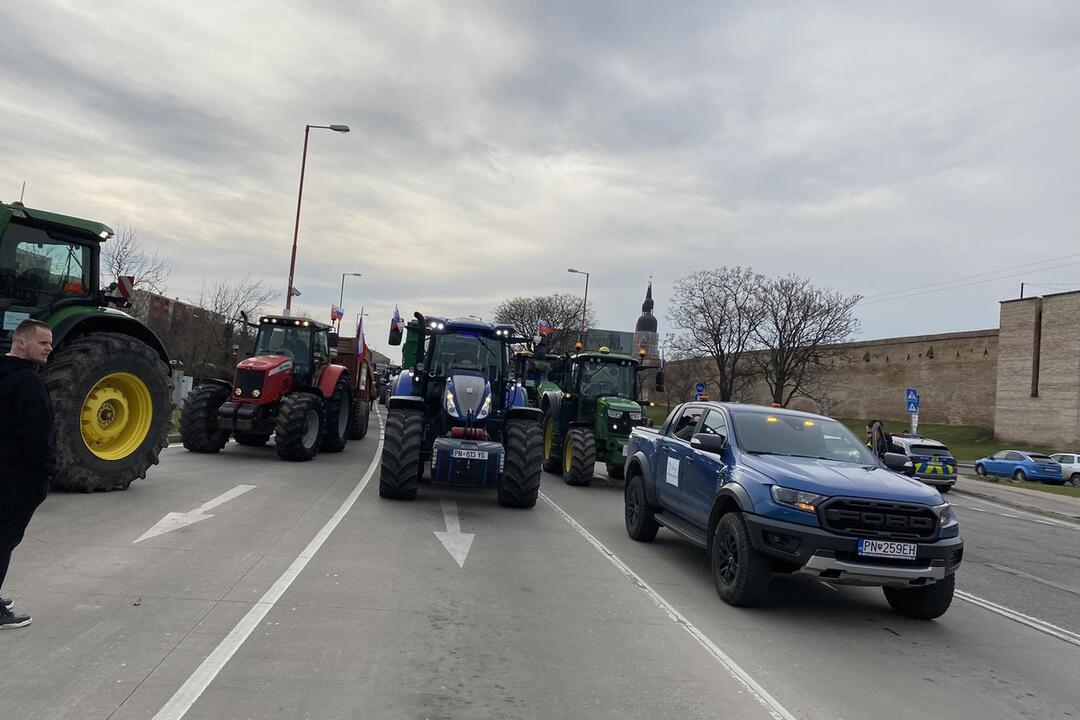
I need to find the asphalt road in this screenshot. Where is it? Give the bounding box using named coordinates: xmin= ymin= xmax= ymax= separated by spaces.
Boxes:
xmin=3 ymin=413 xmax=1078 ymax=720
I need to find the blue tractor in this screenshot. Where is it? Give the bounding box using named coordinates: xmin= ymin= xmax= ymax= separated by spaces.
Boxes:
xmin=380 ymin=312 xmax=544 ymax=508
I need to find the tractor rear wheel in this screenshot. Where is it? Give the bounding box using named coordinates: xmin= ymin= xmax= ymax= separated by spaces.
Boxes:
xmin=541 ymin=413 xmax=562 ymax=474
xmin=44 ymin=332 xmax=173 ymax=491
xmin=499 ymin=419 xmax=543 ymax=508
xmin=274 ymin=393 xmax=325 ymax=461
xmin=234 ymin=432 xmax=270 ymax=447
xmin=379 ymin=408 xmax=423 ymax=500
xmin=320 ymin=379 xmax=351 ymax=453
xmin=563 ymin=427 xmax=596 ymax=486
xmin=179 ymin=385 xmax=231 ymax=454
xmin=348 ymin=396 xmax=370 ymax=440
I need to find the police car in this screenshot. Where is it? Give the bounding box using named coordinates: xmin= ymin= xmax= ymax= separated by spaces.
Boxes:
xmin=890 ymin=434 xmax=958 ymax=493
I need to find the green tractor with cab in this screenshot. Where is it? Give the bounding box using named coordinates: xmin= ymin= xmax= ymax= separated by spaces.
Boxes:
xmin=0 ymin=201 xmax=173 ymax=491
xmin=539 ymin=346 xmax=662 ymax=485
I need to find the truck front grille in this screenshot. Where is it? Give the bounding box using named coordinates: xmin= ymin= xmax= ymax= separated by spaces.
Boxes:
xmin=819 ymin=498 xmax=938 ymax=541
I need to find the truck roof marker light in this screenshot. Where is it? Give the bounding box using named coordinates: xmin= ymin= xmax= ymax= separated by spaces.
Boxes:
xmin=766 ymin=416 xmax=779 ymax=423
xmin=803 ymin=420 xmax=815 ymax=427
xmin=599 ymin=346 xmax=610 ymax=354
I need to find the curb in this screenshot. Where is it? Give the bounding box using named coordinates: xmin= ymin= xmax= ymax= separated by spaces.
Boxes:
xmin=952 ymin=485 xmax=1080 ymax=526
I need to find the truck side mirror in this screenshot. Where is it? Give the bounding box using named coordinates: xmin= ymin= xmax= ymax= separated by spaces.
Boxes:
xmin=883 ymin=452 xmax=915 ymax=477
xmin=690 ymin=433 xmax=727 ymax=455
xmin=388 ymin=327 xmax=403 ymax=346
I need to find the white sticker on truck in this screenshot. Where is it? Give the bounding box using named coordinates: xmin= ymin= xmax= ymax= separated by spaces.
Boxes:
xmin=665 ymin=457 xmax=680 ymax=486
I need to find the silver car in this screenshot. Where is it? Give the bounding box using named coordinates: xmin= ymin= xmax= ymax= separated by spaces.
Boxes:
xmin=1050 ymin=453 xmax=1080 ymax=486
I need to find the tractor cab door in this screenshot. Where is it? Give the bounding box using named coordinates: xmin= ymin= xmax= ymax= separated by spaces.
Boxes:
xmin=308 ymin=330 xmax=330 ymax=386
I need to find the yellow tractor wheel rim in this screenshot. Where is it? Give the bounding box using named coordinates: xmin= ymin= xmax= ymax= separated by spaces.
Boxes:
xmin=564 ymin=434 xmax=574 ymax=474
xmin=80 ymin=372 xmax=153 ymax=460
xmin=544 ymin=416 xmax=555 ymax=459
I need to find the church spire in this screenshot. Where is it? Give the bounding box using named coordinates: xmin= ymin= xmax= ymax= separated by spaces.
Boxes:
xmin=635 ymin=278 xmax=657 ymax=334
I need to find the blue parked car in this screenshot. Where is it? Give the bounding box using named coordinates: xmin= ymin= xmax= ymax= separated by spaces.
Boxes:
xmin=974 ymin=450 xmax=1063 ymax=484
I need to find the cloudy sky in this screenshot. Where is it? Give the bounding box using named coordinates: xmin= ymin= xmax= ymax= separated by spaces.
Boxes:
xmin=2 ymin=1 xmax=1078 ymax=361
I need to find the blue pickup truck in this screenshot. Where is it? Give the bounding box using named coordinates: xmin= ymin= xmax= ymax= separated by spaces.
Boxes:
xmin=624 ymin=402 xmax=963 ymax=619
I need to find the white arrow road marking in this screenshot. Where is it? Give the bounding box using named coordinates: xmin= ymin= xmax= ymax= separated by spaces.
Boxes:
xmin=433 ymin=499 xmax=474 ymax=568
xmin=134 ymin=485 xmax=256 ymax=543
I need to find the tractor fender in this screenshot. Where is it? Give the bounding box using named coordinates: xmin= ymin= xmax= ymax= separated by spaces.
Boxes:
xmin=318 ymin=364 xmax=349 ymax=398
xmin=388 ymin=395 xmax=425 ymax=412
xmin=51 ymin=309 xmax=170 ymax=365
xmin=540 ymin=390 xmax=562 ymax=419
xmin=392 ymin=371 xmax=415 ymax=397
xmin=506 ymin=384 xmax=529 ymax=409
xmin=197 ymin=377 xmax=232 ymax=389
xmin=505 ymin=405 xmax=541 ymax=422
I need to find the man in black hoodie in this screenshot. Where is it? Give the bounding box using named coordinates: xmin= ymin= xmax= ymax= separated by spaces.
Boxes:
xmin=0 ymin=318 xmax=55 ymax=629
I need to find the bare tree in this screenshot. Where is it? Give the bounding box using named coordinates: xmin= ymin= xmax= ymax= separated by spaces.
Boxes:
xmin=666 ymin=267 xmax=765 ymax=402
xmin=657 ymin=349 xmax=715 ymax=408
xmin=100 ymin=225 xmax=170 ymax=318
xmin=492 ymin=293 xmax=597 ymax=354
xmin=752 ymin=274 xmax=861 ymax=406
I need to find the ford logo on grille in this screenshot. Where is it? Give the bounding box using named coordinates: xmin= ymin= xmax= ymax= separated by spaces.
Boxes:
xmin=826 ymin=509 xmax=935 ymax=531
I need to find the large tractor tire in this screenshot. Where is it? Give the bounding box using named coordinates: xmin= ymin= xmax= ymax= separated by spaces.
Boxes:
xmin=44 ymin=332 xmax=173 ymax=492
xmin=274 ymin=393 xmax=325 ymax=461
xmin=234 ymin=432 xmax=271 ymax=447
xmin=541 ymin=412 xmax=562 ymax=474
xmin=563 ymin=427 xmax=596 ymax=487
xmin=379 ymin=408 xmax=423 ymax=500
xmin=348 ymin=396 xmax=370 ymax=440
xmin=499 ymin=418 xmax=543 ymax=508
xmin=180 ymin=385 xmax=231 ymax=454
xmin=320 ymin=379 xmax=351 ymax=453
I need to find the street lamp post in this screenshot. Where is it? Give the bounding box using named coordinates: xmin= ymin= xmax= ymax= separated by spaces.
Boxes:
xmin=568 ymin=267 xmax=590 ymax=348
xmin=337 ymin=272 xmax=362 ymax=330
xmin=285 ymin=123 xmax=350 ymax=314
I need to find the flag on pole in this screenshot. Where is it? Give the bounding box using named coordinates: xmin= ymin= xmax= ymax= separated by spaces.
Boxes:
xmin=330 ymin=304 xmax=344 ymax=321
xmin=355 ymin=316 xmax=367 ymax=361
xmin=659 ymin=348 xmax=666 ymax=370
xmin=390 ymin=304 xmax=402 ymax=331
xmin=537 ymin=319 xmax=555 ymax=336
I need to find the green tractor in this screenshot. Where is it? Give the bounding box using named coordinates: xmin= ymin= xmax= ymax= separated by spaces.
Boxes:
xmin=0 ymin=201 xmax=173 ymax=491
xmin=513 ymin=349 xmax=564 ymax=408
xmin=539 ymin=346 xmax=662 ymax=485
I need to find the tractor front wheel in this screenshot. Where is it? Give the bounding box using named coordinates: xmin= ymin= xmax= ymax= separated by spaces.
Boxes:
xmin=499 ymin=419 xmax=543 ymax=508
xmin=541 ymin=413 xmax=562 ymax=474
xmin=320 ymin=379 xmax=351 ymax=453
xmin=180 ymin=385 xmax=231 ymax=453
xmin=275 ymin=394 xmax=325 ymax=461
xmin=45 ymin=332 xmax=173 ymax=491
xmin=348 ymin=395 xmax=370 ymax=440
xmin=563 ymin=427 xmax=596 ymax=486
xmin=379 ymin=408 xmax=423 ymax=500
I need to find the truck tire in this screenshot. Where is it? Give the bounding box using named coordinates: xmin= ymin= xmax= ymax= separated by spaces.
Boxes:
xmin=625 ymin=474 xmax=659 ymax=542
xmin=883 ymin=574 xmax=955 ymax=620
xmin=498 ymin=419 xmax=542 ymax=508
xmin=234 ymin=432 xmax=270 ymax=447
xmin=320 ymin=379 xmax=351 ymax=453
xmin=541 ymin=413 xmax=562 ymax=473
xmin=606 ymin=462 xmax=625 ymax=480
xmin=379 ymin=408 xmax=423 ymax=500
xmin=710 ymin=513 xmax=771 ymax=607
xmin=348 ymin=396 xmax=370 ymax=440
xmin=44 ymin=332 xmax=174 ymax=492
xmin=274 ymin=393 xmax=325 ymax=461
xmin=562 ymin=427 xmax=596 ymax=486
xmin=179 ymin=385 xmax=231 ymax=454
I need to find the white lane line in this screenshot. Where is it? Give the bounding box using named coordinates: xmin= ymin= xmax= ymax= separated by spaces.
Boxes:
xmin=151 ymin=433 xmax=384 ymax=720
xmin=957 ymin=590 xmax=1080 ymax=648
xmin=540 ymin=492 xmax=798 ymax=720
xmin=1000 ymin=513 xmax=1018 ymax=519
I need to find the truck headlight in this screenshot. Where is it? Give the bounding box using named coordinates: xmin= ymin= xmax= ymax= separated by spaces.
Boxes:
xmin=444 ymin=388 xmax=459 ymax=418
xmin=476 ymin=393 xmax=492 ymax=419
xmin=933 ymin=503 xmax=958 ymax=529
xmin=770 ymin=486 xmax=827 ymax=513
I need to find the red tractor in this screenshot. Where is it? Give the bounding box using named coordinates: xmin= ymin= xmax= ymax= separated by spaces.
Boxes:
xmin=180 ymin=315 xmax=353 ymax=461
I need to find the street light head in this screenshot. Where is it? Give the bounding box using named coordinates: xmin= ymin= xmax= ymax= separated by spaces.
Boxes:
xmin=329 ymin=125 xmax=350 ymax=133
xmin=568 ymin=267 xmax=579 ymax=274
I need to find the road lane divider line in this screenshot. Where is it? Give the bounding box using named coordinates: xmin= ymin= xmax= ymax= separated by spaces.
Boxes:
xmin=151 ymin=432 xmax=385 ymax=720
xmin=956 ymin=590 xmax=1080 ymax=648
xmin=540 ymin=492 xmax=798 ymax=720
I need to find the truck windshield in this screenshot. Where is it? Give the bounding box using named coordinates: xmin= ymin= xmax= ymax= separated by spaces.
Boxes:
xmin=1 ymin=222 xmax=93 ymax=322
xmin=429 ymin=333 xmax=503 ymax=378
xmin=578 ymin=358 xmax=636 ymax=399
xmin=730 ymin=410 xmax=877 ymax=465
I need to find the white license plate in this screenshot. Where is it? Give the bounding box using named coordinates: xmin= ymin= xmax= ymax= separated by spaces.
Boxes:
xmin=858 ymin=539 xmax=917 ymax=559
xmin=621 ymin=445 xmax=629 ymax=457
xmin=451 ymin=449 xmax=488 ymax=460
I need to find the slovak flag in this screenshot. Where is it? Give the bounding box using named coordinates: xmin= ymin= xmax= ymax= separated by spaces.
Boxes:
xmin=330 ymin=304 xmax=345 ymax=321
xmin=355 ymin=316 xmax=367 ymax=361
xmin=390 ymin=304 xmax=402 ymax=331
xmin=537 ymin=319 xmax=555 ymax=336
xmin=659 ymin=348 xmax=666 ymax=370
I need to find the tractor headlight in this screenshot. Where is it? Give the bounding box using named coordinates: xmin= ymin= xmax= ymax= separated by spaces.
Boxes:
xmin=629 ymin=412 xmax=642 ymax=421
xmin=607 ymin=409 xmax=624 ymax=419
xmin=234 ymin=387 xmax=241 ymax=396
xmin=444 ymin=387 xmax=460 ymax=418
xmin=476 ymin=393 xmax=492 ymax=419
xmin=252 ymin=389 xmax=261 ymax=398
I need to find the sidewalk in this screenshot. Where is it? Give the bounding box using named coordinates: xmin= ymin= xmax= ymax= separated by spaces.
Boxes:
xmin=953 ymin=475 xmax=1080 ymax=525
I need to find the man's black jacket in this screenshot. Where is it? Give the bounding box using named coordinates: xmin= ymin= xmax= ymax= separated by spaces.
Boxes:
xmin=0 ymin=354 xmax=55 ymax=479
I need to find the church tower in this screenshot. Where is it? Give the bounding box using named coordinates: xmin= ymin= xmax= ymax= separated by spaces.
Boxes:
xmin=633 ymin=280 xmax=659 ymax=362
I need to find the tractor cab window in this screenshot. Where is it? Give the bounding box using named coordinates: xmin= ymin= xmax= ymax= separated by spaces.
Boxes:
xmin=521 ymin=357 xmax=552 ymax=388
xmin=0 ymin=223 xmax=92 ymax=323
xmin=578 ymin=358 xmax=636 ymax=400
xmin=255 ymin=327 xmax=313 ymax=373
xmin=429 ymin=332 xmax=503 ymax=379
xmin=313 ymin=331 xmax=329 ymax=363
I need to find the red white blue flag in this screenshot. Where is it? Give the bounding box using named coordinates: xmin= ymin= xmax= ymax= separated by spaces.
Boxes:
xmin=537 ymin=319 xmax=554 ymax=336
xmin=390 ymin=304 xmax=402 ymax=331
xmin=355 ymin=316 xmax=367 ymax=361
xmin=330 ymin=304 xmax=344 ymax=321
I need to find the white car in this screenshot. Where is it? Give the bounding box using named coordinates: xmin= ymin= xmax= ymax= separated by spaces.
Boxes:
xmin=1049 ymin=453 xmax=1080 ymax=486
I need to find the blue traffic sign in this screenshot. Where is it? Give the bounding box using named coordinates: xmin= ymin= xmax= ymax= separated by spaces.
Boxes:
xmin=906 ymin=400 xmax=920 ymax=413
xmin=695 ymin=382 xmax=706 ymax=393
xmin=905 ymin=388 xmax=919 ymax=402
